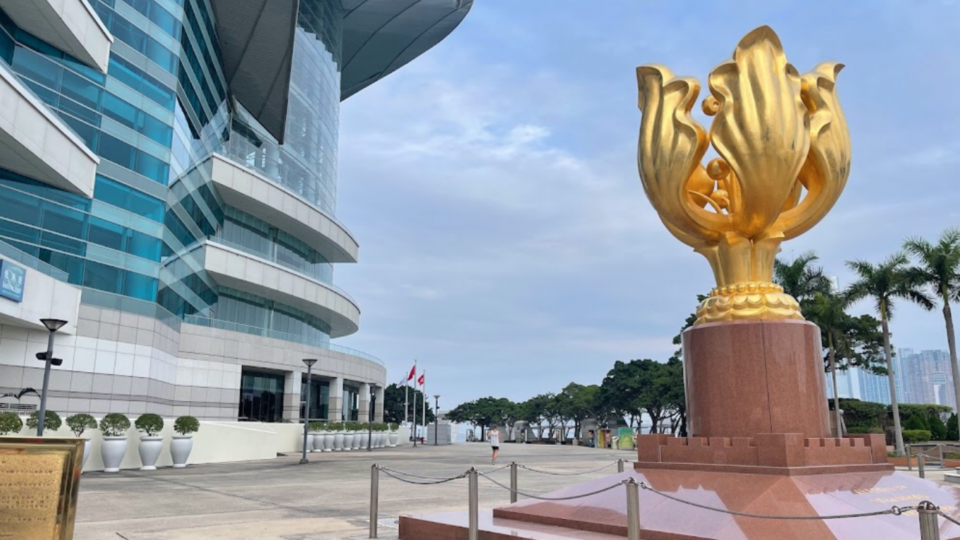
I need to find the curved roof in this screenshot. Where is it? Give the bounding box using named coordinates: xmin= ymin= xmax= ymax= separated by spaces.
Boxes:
xmin=209 ymin=0 xmax=472 ymax=142
xmin=340 ymin=0 xmax=474 ymax=99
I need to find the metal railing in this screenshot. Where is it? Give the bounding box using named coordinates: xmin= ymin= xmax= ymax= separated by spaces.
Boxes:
xmin=0 ymin=239 xmax=69 ymax=281
xmin=182 ymin=315 xmax=384 ymax=365
xmin=369 ymin=458 xmax=957 ymax=540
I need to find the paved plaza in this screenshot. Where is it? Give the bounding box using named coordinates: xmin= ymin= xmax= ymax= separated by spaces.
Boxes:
xmin=73 ymin=443 xmax=952 ymax=540
xmin=74 ymin=443 xmax=627 ymax=540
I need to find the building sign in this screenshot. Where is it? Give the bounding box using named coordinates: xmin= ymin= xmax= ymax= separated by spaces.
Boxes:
xmin=0 ymin=260 xmax=25 ymax=302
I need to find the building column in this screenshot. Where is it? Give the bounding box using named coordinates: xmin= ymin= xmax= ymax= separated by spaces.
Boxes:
xmin=327 ymin=376 xmax=343 ymax=421
xmin=283 ymin=370 xmax=302 ymax=422
xmin=358 ymin=382 xmax=371 ymax=422
xmin=374 ymin=386 xmax=384 ymax=423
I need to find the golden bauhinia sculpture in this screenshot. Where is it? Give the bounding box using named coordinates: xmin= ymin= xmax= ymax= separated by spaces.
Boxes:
xmin=636 ymin=26 xmax=850 ymax=325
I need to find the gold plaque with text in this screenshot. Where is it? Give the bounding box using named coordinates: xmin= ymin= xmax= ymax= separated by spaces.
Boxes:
xmin=0 ymin=437 xmax=84 ymax=540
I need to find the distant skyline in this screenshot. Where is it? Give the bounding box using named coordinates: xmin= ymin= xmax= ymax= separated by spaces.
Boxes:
xmin=334 ymin=0 xmax=960 ymax=407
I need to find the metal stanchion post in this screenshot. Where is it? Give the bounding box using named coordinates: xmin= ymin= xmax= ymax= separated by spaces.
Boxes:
xmin=369 ymin=464 xmax=379 ymax=539
xmin=908 ymin=445 xmax=913 ymax=471
xmin=510 ymin=462 xmax=518 ymax=504
xmin=918 ymin=501 xmax=941 ymax=540
xmin=939 ymin=445 xmax=944 ymax=466
xmin=618 ymin=459 xmax=625 ymax=473
xmin=468 ymin=468 xmax=479 ymax=540
xmin=919 ymin=454 xmax=926 ymax=479
xmin=625 ymin=478 xmax=640 ymax=540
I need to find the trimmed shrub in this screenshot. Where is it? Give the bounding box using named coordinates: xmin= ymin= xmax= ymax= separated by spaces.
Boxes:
xmin=0 ymin=412 xmax=22 ymax=435
xmin=905 ymin=414 xmax=929 ymax=431
xmin=846 ymin=427 xmax=883 ymax=434
xmin=309 ymin=422 xmax=324 ymax=433
xmin=902 ymin=430 xmax=932 ymax=444
xmin=100 ymin=413 xmax=131 ymax=437
xmin=25 ymin=410 xmax=62 ymax=432
xmin=948 ymin=414 xmax=959 ymax=441
xmin=929 ymin=413 xmax=948 ymax=441
xmin=135 ymin=414 xmax=164 ymax=436
xmin=66 ymin=414 xmax=97 ymax=437
xmin=173 ymin=416 xmax=199 ymax=436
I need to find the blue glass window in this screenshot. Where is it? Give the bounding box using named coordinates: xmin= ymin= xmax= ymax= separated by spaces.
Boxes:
xmin=41 ymin=205 xmax=85 ymax=239
xmin=88 ymin=217 xmax=124 ymax=251
xmin=0 ymin=218 xmax=40 ymax=244
xmin=98 ymin=133 xmax=136 ymax=170
xmin=39 ymin=229 xmax=84 ymax=256
xmin=94 ymin=176 xmax=163 ymax=223
xmin=38 ymin=249 xmax=84 ymax=284
xmin=127 ymin=230 xmax=161 ymax=260
xmin=83 ymin=260 xmax=122 ymax=294
xmin=122 ymin=270 xmax=158 ymax=301
xmin=108 ymin=55 xmax=176 ymax=111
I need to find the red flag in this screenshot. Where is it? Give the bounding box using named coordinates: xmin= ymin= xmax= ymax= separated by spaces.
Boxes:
xmin=407 ymin=364 xmax=416 ymax=381
xmin=418 ymin=373 xmax=425 ymax=386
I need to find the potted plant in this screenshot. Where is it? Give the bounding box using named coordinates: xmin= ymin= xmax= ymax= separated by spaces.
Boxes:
xmin=171 ymin=416 xmax=199 ymax=468
xmin=343 ymin=422 xmax=357 ymax=452
xmin=322 ymin=423 xmax=334 ymax=452
xmin=389 ymin=423 xmax=400 ymax=447
xmin=100 ymin=413 xmax=130 ymax=472
xmin=310 ymin=422 xmax=324 ymax=452
xmin=0 ymin=412 xmax=22 ymax=436
xmin=378 ymin=423 xmax=388 ymax=448
xmin=332 ymin=422 xmax=344 ymax=451
xmin=25 ymin=410 xmax=62 ymax=436
xmin=354 ymin=422 xmax=364 ymax=450
xmin=134 ymin=413 xmax=164 ymax=470
xmin=66 ymin=414 xmax=98 ymax=470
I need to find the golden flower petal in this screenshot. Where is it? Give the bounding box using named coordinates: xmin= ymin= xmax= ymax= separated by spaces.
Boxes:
xmin=706 ymin=26 xmax=810 ymax=238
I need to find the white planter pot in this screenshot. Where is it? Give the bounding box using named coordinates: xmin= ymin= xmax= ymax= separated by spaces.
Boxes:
xmin=354 ymin=432 xmax=363 ymax=450
xmin=82 ymin=438 xmax=92 ymax=471
xmin=139 ymin=435 xmax=163 ymax=471
xmin=343 ymin=432 xmax=354 ymax=451
xmin=375 ymin=433 xmax=383 ymax=448
xmin=170 ymin=435 xmax=193 ymax=468
xmin=305 ymin=433 xmax=315 ymax=452
xmin=312 ymin=433 xmax=324 ymax=452
xmin=333 ymin=432 xmax=344 ymax=451
xmin=389 ymin=431 xmax=399 ymax=447
xmin=323 ymin=432 xmax=334 ymax=451
xmin=380 ymin=433 xmax=387 ymax=447
xmin=101 ymin=436 xmax=128 ymax=472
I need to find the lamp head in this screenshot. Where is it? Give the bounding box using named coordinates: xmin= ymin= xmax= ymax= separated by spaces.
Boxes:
xmin=40 ymin=319 xmax=67 ymax=332
xmin=302 ymin=358 xmax=318 ymax=368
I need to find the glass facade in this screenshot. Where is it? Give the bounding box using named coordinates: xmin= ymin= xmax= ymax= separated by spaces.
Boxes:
xmin=239 ymin=370 xmax=285 ymax=423
xmin=0 ymin=0 xmax=347 ymax=349
xmin=301 ymin=378 xmax=330 ymax=421
xmin=343 ymin=384 xmax=360 ymax=422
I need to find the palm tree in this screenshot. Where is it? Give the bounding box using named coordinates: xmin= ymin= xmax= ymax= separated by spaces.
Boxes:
xmin=904 ymin=228 xmax=960 ymax=424
xmin=847 ymin=253 xmax=934 ymax=455
xmin=808 ymin=292 xmax=852 ymax=436
xmin=775 ymin=251 xmax=833 ymax=306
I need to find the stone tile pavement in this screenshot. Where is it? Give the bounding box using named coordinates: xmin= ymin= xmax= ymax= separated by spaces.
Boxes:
xmin=74 ymin=442 xmax=627 ymax=540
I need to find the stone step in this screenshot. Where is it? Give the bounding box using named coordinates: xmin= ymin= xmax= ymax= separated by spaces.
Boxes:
xmin=945 ymin=472 xmax=960 ymax=484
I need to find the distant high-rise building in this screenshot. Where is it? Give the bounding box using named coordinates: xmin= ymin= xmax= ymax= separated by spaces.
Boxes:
xmin=853 ymin=349 xmax=955 ymax=412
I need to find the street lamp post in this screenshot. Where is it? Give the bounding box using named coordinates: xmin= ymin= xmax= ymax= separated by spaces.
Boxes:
xmin=300 ymin=359 xmax=317 ymax=464
xmin=367 ymin=385 xmax=376 ymax=451
xmin=36 ymin=319 xmax=67 ymax=436
xmin=434 ymin=395 xmax=440 ymax=446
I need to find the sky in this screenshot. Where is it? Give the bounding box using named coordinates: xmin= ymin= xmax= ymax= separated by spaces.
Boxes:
xmin=333 ymin=0 xmax=960 ymax=409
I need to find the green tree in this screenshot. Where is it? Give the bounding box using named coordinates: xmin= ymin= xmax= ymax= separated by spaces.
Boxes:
xmin=381 ymin=385 xmax=435 ymax=425
xmin=948 ymin=414 xmax=959 ymax=441
xmin=905 ymin=414 xmax=929 ymax=432
xmin=775 ymin=251 xmax=832 ymax=308
xmin=904 ymin=228 xmax=960 ymax=420
xmin=807 ymin=291 xmax=850 ymax=435
xmin=847 ymin=253 xmax=934 ymax=456
xmin=929 ymin=413 xmax=948 ymax=441
xmin=557 ymin=383 xmax=600 ymax=440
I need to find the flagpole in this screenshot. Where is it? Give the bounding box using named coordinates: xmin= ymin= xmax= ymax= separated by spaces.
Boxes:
xmin=421 ymin=371 xmax=426 ymax=437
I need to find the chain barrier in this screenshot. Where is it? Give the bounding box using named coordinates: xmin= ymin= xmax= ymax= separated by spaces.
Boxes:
xmin=939 ymin=510 xmax=960 ymax=528
xmin=479 ymin=472 xmax=626 ymax=501
xmin=516 ymin=461 xmax=620 ymax=476
xmin=378 ymin=467 xmax=469 ymax=485
xmin=639 ymin=482 xmax=913 ymax=520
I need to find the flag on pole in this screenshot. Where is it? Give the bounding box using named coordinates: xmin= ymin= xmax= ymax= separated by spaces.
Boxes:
xmin=417 ymin=373 xmax=425 ymax=386
xmin=407 ymin=364 xmax=417 ymax=384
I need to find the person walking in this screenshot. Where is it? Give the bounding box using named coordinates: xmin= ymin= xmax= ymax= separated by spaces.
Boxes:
xmin=488 ymin=425 xmax=501 ymax=464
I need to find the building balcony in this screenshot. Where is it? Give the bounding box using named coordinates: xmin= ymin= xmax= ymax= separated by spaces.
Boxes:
xmin=0 ymin=63 xmax=99 ymax=197
xmin=0 ymin=0 xmax=113 ymax=72
xmin=201 ymin=239 xmax=360 ymax=338
xmin=209 ymin=154 xmax=359 ymax=263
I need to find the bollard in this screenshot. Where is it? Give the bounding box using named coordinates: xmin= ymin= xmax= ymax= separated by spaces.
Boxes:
xmin=468 ymin=468 xmax=479 ymax=540
xmin=625 ymin=478 xmax=640 ymax=540
xmin=918 ymin=501 xmax=941 ymax=540
xmin=919 ymin=454 xmax=926 ymax=479
xmin=510 ymin=462 xmax=518 ymax=504
xmin=908 ymin=445 xmax=913 ymax=471
xmin=939 ymin=445 xmax=945 ymax=466
xmin=369 ymin=464 xmax=379 ymax=538
xmin=618 ymin=459 xmax=625 ymax=473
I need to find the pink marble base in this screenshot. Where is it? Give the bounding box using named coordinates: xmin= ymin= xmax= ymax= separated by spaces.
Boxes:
xmin=399 ymin=469 xmax=960 ymax=540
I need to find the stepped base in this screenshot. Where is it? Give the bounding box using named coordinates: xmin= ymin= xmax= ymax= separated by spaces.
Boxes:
xmin=399 ymin=468 xmax=960 ymax=540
